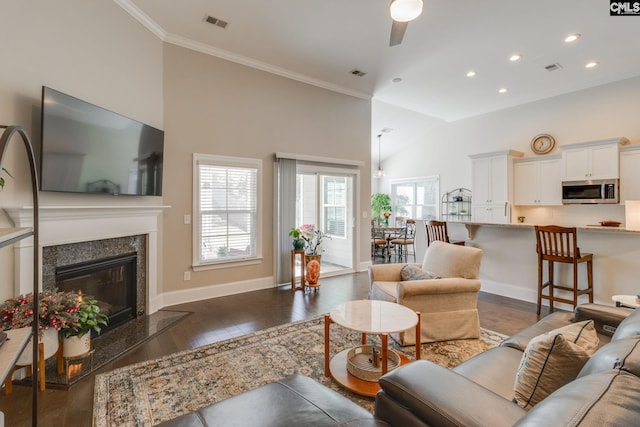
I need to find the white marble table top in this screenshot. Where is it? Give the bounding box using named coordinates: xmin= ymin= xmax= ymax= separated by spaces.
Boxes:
xmin=329 ymin=300 xmax=418 ymax=334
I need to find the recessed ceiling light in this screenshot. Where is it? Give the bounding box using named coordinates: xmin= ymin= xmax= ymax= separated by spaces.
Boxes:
xmin=498 ymin=88 xmax=508 ymax=94
xmin=466 ymin=70 xmax=476 ymax=77
xmin=585 ymin=61 xmax=599 ymax=69
xmin=509 ymin=54 xmax=522 ymax=62
xmin=391 ymin=77 xmax=403 ymax=83
xmin=564 ymin=33 xmax=581 ymax=43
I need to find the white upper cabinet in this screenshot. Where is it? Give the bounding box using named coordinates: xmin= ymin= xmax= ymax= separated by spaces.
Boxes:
xmin=561 ymin=137 xmax=628 ymax=181
xmin=514 ymin=157 xmax=562 ymax=206
xmin=470 ymin=150 xmax=523 ymax=224
xmin=620 ymin=148 xmax=640 ymax=204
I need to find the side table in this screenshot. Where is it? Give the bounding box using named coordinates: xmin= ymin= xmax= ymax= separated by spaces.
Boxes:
xmin=612 ymin=295 xmax=640 ymax=309
xmin=290 ymin=250 xmax=305 ymax=291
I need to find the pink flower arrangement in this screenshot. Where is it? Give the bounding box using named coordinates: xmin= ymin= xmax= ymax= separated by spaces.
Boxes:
xmin=298 ymin=224 xmax=331 ymax=255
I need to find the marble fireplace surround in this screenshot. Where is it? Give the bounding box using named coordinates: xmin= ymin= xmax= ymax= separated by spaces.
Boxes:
xmin=6 ymin=205 xmax=167 ymax=315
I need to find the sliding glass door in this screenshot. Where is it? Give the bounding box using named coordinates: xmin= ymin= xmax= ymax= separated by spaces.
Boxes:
xmin=296 ymin=166 xmax=355 ymax=275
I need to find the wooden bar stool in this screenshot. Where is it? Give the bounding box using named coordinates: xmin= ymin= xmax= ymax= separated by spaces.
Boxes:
xmin=534 ymin=225 xmax=594 ymax=315
xmin=425 ymin=220 xmax=464 ymax=246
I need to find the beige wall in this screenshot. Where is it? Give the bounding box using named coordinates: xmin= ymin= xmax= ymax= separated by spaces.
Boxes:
xmin=0 ymin=0 xmax=163 ymax=300
xmin=161 ymin=44 xmax=371 ymax=295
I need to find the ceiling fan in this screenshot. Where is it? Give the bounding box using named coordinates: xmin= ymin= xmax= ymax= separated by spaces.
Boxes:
xmin=389 ymin=0 xmax=423 ymax=46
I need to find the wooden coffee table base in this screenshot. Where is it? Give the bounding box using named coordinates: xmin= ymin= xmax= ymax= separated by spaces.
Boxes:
xmin=328 ymin=349 xmax=412 ymax=397
xmin=324 ymin=306 xmax=421 ymax=397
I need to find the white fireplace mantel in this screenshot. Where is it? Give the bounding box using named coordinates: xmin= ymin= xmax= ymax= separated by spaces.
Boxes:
xmin=5 ymin=205 xmax=169 ymax=314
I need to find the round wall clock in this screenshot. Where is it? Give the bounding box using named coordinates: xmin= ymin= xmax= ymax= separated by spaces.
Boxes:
xmin=530 ymin=134 xmax=556 ymax=155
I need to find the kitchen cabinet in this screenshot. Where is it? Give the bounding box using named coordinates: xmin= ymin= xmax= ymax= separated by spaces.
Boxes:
xmin=514 ymin=157 xmax=562 ymax=206
xmin=561 ymin=137 xmax=628 ymax=181
xmin=620 ymin=148 xmax=640 ymax=204
xmin=470 ymin=150 xmax=523 ymax=224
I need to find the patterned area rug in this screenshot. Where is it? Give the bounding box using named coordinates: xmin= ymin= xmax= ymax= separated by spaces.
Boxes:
xmin=93 ymin=316 xmax=505 ymax=427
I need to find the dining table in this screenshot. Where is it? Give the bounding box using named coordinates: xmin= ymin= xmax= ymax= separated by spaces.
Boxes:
xmin=372 ymin=226 xmax=405 ymax=262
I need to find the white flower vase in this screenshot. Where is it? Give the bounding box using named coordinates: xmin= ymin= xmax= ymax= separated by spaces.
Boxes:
xmin=62 ymin=332 xmax=91 ymax=358
xmin=16 ymin=328 xmax=59 ymax=366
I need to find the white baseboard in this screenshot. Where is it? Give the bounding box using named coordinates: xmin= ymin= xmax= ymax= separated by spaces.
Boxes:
xmin=154 ymin=276 xmax=275 ymax=310
xmin=480 ymin=279 xmax=600 ymax=311
xmin=358 ymin=260 xmax=372 ymax=272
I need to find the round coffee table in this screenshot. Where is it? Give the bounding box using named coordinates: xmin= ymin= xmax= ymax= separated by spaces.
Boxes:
xmin=324 ymin=300 xmax=420 ymax=397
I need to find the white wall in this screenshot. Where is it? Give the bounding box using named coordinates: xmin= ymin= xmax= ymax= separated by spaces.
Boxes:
xmin=384 ymin=76 xmax=640 ymax=307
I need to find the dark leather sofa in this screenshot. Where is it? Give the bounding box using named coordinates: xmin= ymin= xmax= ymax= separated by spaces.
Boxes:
xmin=375 ymin=304 xmax=640 ymax=426
xmin=158 ymin=304 xmax=640 ymax=426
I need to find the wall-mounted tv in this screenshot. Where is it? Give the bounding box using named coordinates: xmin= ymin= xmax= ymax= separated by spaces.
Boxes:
xmin=40 ymin=86 xmax=164 ymax=196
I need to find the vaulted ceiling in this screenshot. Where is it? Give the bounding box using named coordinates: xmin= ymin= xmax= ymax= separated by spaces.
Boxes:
xmin=119 ymin=0 xmax=640 ymax=159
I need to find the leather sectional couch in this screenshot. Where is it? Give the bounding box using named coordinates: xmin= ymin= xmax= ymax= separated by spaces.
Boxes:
xmin=376 ymin=303 xmax=640 ymax=426
xmin=158 ymin=304 xmax=640 ymax=426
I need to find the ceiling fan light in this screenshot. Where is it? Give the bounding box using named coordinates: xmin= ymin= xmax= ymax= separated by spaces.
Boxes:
xmin=390 ymin=0 xmax=423 ymax=22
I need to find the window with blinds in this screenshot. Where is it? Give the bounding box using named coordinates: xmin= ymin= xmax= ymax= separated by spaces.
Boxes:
xmin=194 ymin=154 xmax=261 ymax=265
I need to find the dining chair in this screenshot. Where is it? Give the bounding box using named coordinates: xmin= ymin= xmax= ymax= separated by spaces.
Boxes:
xmin=390 ymin=219 xmax=416 ymax=262
xmin=534 ymin=225 xmax=594 ymax=315
xmin=371 ymin=221 xmax=388 ymax=260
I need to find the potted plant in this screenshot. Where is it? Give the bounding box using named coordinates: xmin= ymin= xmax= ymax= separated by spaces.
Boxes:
xmin=60 ymin=297 xmax=108 ymax=358
xmin=288 ymin=227 xmax=306 ymax=250
xmin=371 ymin=193 xmax=392 ymax=225
xmin=299 ymin=224 xmax=331 ymax=264
xmin=0 ymin=289 xmax=80 ymax=364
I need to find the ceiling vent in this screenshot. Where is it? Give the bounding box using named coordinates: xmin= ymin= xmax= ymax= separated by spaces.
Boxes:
xmin=350 ymin=69 xmax=367 ymax=77
xmin=205 ymin=15 xmax=228 ymax=29
xmin=545 ymin=63 xmax=563 ymax=72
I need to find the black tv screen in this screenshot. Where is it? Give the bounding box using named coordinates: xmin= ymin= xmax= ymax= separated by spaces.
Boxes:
xmin=40 ymin=86 xmax=164 ymax=196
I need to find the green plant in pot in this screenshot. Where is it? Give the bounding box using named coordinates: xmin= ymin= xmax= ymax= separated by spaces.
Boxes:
xmin=289 ymin=227 xmax=306 ymax=250
xmin=371 ymin=193 xmax=392 ymax=224
xmin=0 ymin=167 xmax=13 ymax=190
xmin=61 ymin=298 xmax=108 ymax=358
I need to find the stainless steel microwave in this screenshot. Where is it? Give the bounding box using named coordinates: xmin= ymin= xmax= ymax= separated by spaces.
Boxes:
xmin=562 ymin=179 xmax=619 ymax=204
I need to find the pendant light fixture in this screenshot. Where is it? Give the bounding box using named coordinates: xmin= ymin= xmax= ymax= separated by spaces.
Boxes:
xmin=374 ymin=134 xmax=385 ymax=178
xmin=390 ymin=0 xmax=424 ymax=22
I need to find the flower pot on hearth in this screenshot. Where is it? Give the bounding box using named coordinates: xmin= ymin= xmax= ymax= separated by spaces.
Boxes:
xmin=16 ymin=328 xmax=59 ymax=366
xmin=62 ymin=331 xmax=91 ymax=358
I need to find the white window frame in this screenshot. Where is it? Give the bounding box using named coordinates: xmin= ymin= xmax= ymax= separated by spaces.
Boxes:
xmin=192 ymin=153 xmax=263 ymax=271
xmin=390 ymin=176 xmax=440 ymax=220
xmin=321 ymin=175 xmax=348 ymax=239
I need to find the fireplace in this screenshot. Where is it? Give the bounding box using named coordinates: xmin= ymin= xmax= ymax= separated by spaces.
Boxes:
xmin=42 ymin=234 xmax=147 ymax=330
xmin=55 ymin=253 xmax=138 ymax=333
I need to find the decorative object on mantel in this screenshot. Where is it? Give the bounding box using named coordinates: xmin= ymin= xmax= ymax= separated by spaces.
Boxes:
xmin=530 ymin=133 xmax=556 ymax=155
xmin=625 ymin=200 xmax=640 ymax=231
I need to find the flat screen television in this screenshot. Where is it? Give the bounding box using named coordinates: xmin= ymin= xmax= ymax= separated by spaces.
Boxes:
xmin=40 ymin=86 xmax=164 ymax=196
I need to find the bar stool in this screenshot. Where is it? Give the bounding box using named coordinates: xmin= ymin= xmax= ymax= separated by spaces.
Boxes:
xmin=425 ymin=220 xmax=465 ymax=246
xmin=534 ymin=225 xmax=594 ymax=315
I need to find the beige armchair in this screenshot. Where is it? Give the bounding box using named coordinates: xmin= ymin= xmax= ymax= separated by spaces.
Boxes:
xmin=368 ymin=240 xmax=483 ymax=345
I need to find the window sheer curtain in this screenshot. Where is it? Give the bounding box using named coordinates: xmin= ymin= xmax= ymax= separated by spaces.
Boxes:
xmin=276 ymin=157 xmax=297 ymax=284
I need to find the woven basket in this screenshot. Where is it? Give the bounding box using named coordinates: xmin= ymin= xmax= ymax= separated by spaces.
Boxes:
xmin=346 ymin=344 xmax=400 ymax=382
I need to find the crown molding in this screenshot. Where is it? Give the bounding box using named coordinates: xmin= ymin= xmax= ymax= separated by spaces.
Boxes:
xmin=115 ymin=0 xmax=371 ymax=101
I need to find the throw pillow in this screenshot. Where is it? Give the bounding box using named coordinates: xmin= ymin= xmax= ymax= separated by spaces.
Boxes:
xmin=514 ymin=333 xmax=591 ymax=410
xmin=513 ymin=320 xmax=599 ymax=410
xmin=399 ymin=264 xmax=440 ymax=281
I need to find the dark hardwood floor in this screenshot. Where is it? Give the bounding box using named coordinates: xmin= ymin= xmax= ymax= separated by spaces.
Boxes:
xmin=0 ymin=271 xmax=549 ymax=427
